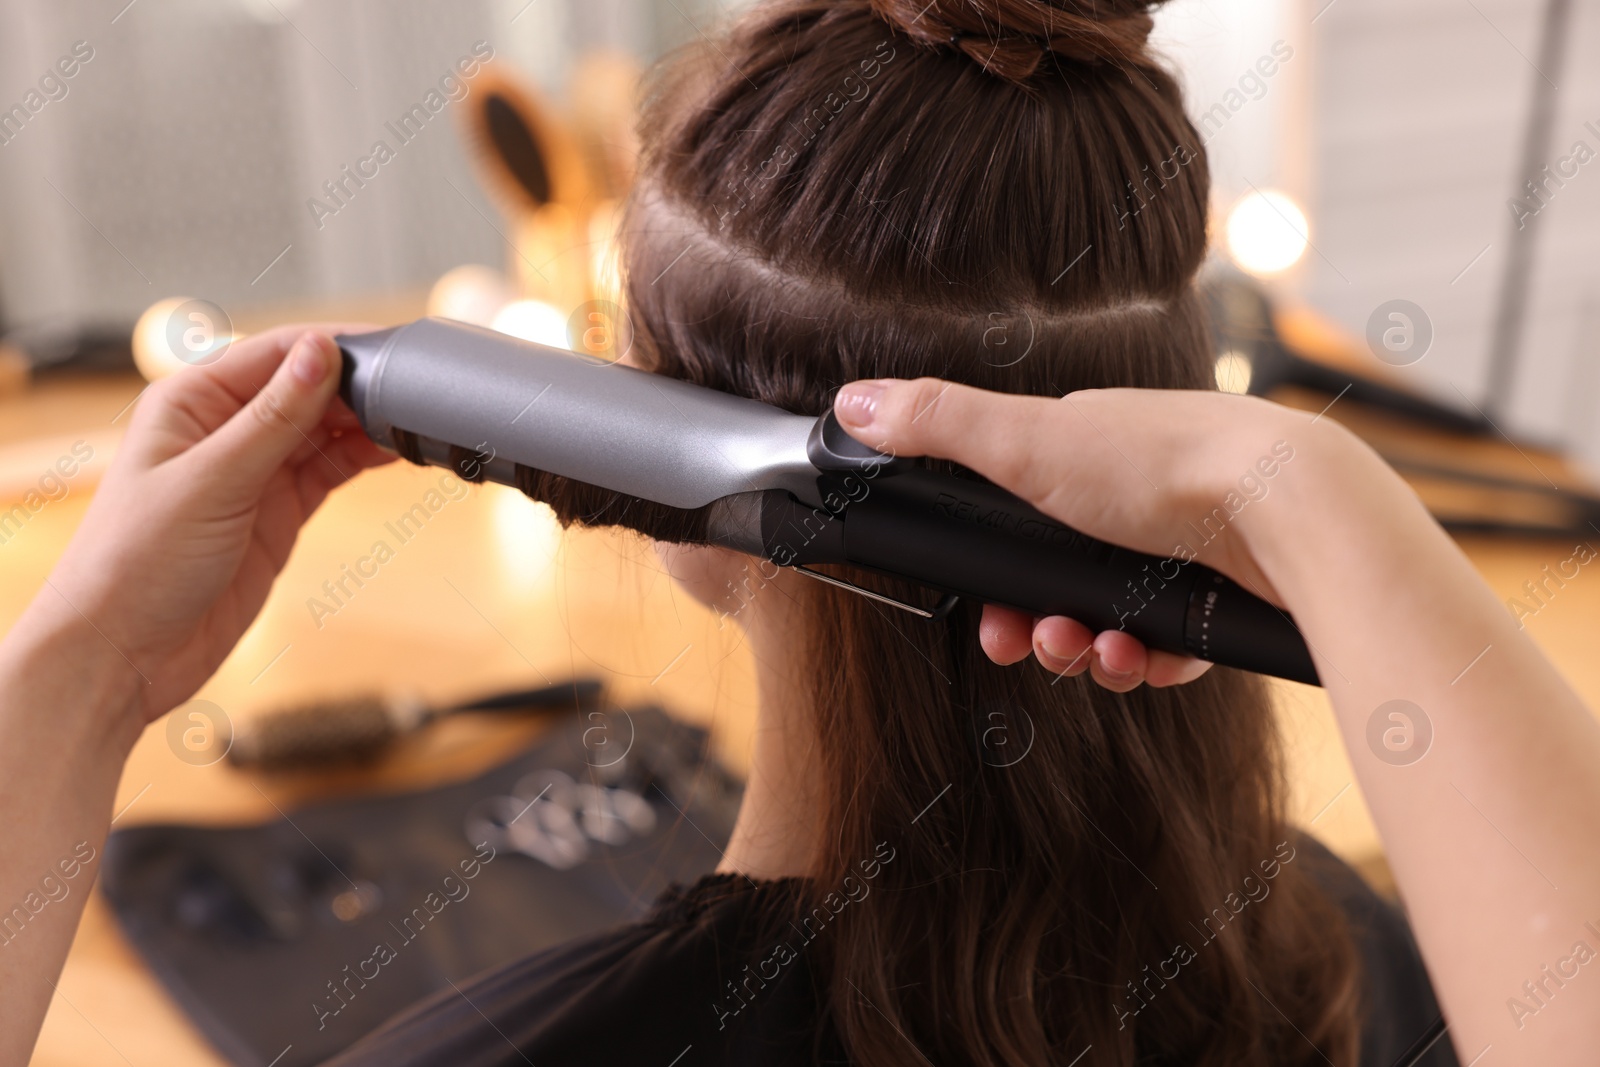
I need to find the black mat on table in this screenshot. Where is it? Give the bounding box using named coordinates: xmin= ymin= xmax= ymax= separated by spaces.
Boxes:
xmin=101 ymin=703 xmax=742 ymax=1067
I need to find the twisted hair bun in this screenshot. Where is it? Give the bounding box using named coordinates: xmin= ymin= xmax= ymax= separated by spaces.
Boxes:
xmin=869 ymin=0 xmax=1157 ymax=81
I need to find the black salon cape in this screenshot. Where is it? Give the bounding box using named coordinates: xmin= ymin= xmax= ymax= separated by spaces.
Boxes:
xmin=322 ymin=838 xmax=1457 ymax=1067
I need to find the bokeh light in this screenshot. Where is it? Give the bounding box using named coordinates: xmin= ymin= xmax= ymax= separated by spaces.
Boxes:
xmin=491 ymin=299 xmax=569 ymax=349
xmin=1214 ymin=349 xmax=1253 ymax=394
xmin=1225 ymin=190 xmax=1310 ymax=276
xmin=427 ymin=264 xmax=515 ymax=328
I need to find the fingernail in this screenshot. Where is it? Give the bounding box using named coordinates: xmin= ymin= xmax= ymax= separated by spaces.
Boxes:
xmin=1038 ymin=632 xmax=1068 ymax=662
xmin=834 ymin=381 xmax=887 ymax=428
xmin=1098 ymin=655 xmax=1134 ymax=682
xmin=1039 ymin=634 xmax=1085 ymax=673
xmin=290 ymin=334 xmax=329 ymax=387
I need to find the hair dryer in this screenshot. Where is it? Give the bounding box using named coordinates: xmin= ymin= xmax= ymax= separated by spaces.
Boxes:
xmin=335 ymin=318 xmax=1320 ymax=686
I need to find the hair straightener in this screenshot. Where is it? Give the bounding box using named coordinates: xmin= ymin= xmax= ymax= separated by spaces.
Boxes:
xmin=335 ymin=318 xmax=1320 ymax=686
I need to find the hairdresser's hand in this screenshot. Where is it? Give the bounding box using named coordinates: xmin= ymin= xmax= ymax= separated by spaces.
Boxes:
xmin=34 ymin=325 xmax=394 ymax=723
xmin=839 ymin=380 xmax=1600 ymax=1063
xmin=832 ymin=378 xmax=1323 ymax=691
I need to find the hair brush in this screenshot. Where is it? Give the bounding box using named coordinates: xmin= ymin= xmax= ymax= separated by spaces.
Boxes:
xmin=456 ymin=63 xmax=599 ymax=315
xmin=228 ymin=679 xmax=604 ymax=771
xmin=335 ymin=319 xmax=1322 ymax=686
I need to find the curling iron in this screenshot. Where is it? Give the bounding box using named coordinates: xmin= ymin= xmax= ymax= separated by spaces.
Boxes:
xmin=335 ymin=318 xmax=1320 ymax=686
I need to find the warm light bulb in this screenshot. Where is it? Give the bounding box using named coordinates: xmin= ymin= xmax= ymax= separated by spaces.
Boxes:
xmin=427 ymin=264 xmax=515 ymax=328
xmin=1214 ymin=350 xmax=1253 ymax=394
xmin=1225 ymin=190 xmax=1309 ymax=276
xmin=132 ymin=297 xmax=238 ymax=381
xmin=491 ymin=300 xmax=569 ymax=349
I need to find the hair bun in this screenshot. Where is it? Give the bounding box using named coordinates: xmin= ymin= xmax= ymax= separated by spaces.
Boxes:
xmin=869 ymin=0 xmax=1156 ymax=81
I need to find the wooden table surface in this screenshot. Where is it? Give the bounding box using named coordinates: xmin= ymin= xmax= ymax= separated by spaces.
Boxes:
xmin=3 ymin=304 xmax=1598 ymax=1066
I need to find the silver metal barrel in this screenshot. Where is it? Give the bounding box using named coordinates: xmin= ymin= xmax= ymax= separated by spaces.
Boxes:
xmin=337 ymin=318 xmax=822 ymax=510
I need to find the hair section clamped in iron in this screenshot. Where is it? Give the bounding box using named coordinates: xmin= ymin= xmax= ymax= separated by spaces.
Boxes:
xmin=335 ymin=318 xmax=1322 ymax=686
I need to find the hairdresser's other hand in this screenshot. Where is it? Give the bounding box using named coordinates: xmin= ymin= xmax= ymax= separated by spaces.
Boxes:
xmin=831 ymin=378 xmax=1314 ymax=691
xmin=36 ymin=325 xmax=393 ymax=723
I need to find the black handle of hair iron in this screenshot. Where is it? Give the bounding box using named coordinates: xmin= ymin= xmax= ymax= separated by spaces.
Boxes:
xmin=335 ymin=318 xmax=1321 ymax=687
xmin=756 ymin=413 xmax=1319 ymax=685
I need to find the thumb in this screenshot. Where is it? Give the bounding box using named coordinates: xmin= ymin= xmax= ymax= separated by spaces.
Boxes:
xmin=833 ymin=377 xmax=1072 ymax=506
xmin=189 ymin=331 xmax=342 ymax=500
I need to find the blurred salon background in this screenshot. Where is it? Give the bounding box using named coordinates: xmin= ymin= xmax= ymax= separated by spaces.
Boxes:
xmin=1 ymin=1 xmax=1598 ymax=1065
xmin=4 ymin=0 xmax=1598 ymax=448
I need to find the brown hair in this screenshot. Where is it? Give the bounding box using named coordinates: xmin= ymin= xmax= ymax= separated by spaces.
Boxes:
xmin=516 ymin=0 xmax=1363 ymax=1062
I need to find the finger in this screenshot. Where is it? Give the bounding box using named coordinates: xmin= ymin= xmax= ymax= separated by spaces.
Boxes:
xmin=1088 ymin=630 xmax=1148 ymax=692
xmin=1144 ymin=651 xmax=1214 ymax=688
xmin=125 ymin=323 xmax=381 ymax=469
xmin=979 ymin=605 xmax=1036 ymax=665
xmin=196 ymin=321 xmax=378 ymax=409
xmin=1031 ymin=615 xmax=1095 ymax=678
xmin=281 ymin=419 xmax=372 ymax=468
xmin=833 ymin=378 xmax=1074 ymax=506
xmin=324 ymin=393 xmax=364 ymax=429
xmin=314 ymin=428 xmax=395 ymax=477
xmin=284 ymin=424 xmax=393 ymax=479
xmin=294 ymin=431 xmax=397 ymax=515
xmin=187 ymin=332 xmax=344 ymax=506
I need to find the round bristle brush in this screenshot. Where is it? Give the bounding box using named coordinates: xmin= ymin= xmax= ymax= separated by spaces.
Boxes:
xmin=227 ymin=680 xmax=603 ymax=771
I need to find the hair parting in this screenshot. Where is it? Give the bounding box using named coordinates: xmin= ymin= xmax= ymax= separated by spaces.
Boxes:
xmin=487 ymin=0 xmax=1366 ymax=1063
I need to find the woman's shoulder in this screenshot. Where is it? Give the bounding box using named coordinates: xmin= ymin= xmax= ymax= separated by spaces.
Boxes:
xmin=325 ymin=847 xmax=1457 ymax=1067
xmin=322 ymin=873 xmax=838 ymax=1067
xmin=1297 ymin=837 xmax=1458 ymax=1067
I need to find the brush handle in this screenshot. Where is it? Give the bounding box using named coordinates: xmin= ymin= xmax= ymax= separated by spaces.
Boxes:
xmin=228 ymin=680 xmax=606 ymax=771
xmin=461 ymin=680 xmax=604 ymax=712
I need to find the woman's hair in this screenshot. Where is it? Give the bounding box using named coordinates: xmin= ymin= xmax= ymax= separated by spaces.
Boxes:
xmin=521 ymin=0 xmax=1364 ymax=1062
